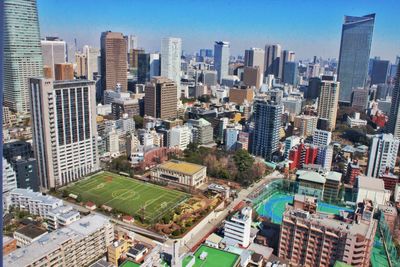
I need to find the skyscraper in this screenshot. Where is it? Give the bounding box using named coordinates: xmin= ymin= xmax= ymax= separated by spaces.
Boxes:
xmin=244 ymin=47 xmax=265 ymax=71
xmin=30 ymin=78 xmax=99 ymax=189
xmin=281 ymin=50 xmax=295 ymax=82
xmin=214 ymin=41 xmax=230 ymax=84
xmin=283 ymin=62 xmax=298 ymax=85
xmin=83 ymin=45 xmax=100 ymax=80
xmin=388 ymin=62 xmax=400 ymax=138
xmin=366 ymin=134 xmax=399 ymax=178
xmin=370 ymin=58 xmax=390 ymax=85
xmin=54 ymin=63 xmax=74 ymax=81
xmin=100 ymin=31 xmax=127 ymax=93
xmin=337 ymin=14 xmax=375 ymax=103
xmin=317 ymin=77 xmax=340 ymax=130
xmin=4 ymin=0 xmax=43 ymax=113
xmin=149 ymin=53 xmax=160 ymax=78
xmin=161 ymin=37 xmax=182 ymax=98
xmin=41 ymin=37 xmax=67 ymax=78
xmin=251 ymin=98 xmax=283 ymax=161
xmin=137 ymin=53 xmax=150 ymax=84
xmin=264 ymin=44 xmax=281 ymax=78
xmin=144 ymin=77 xmax=177 ymax=120
xmin=128 ymin=34 xmax=138 ymax=50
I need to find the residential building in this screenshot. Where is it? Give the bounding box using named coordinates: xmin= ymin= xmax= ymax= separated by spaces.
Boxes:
xmin=46 ymin=205 xmax=81 ymax=231
xmin=10 ymin=188 xmax=63 ymax=217
xmin=151 ymin=160 xmax=207 ymax=189
xmin=237 ymin=131 xmax=250 ymax=151
xmin=284 ymin=136 xmax=301 ymax=159
xmin=11 ymin=157 xmax=39 ymax=191
xmin=107 ymin=239 xmax=131 ymax=267
xmin=316 ymin=146 xmax=334 ymax=171
xmin=313 ymin=129 xmax=332 ymax=146
xmin=251 ymin=98 xmax=283 ymax=161
xmin=294 ymin=115 xmax=318 ymax=137
xmin=3 ymin=236 xmax=17 ymax=256
xmin=14 ymin=225 xmax=48 ymax=247
xmin=345 ymin=160 xmax=361 ymax=186
xmin=366 ymin=134 xmax=399 ymax=178
xmin=214 ymin=41 xmax=230 ymax=83
xmin=54 ymin=63 xmax=74 ymax=80
xmin=225 ymin=128 xmax=239 ymax=151
xmin=282 ymin=96 xmax=302 ymax=115
xmin=144 ymin=77 xmax=177 ymax=119
xmin=3 ymin=157 xmax=17 ymax=210
xmin=279 ymin=204 xmax=377 ymax=267
xmin=289 ymin=144 xmax=319 ymax=170
xmin=4 ymin=0 xmax=43 ymax=113
xmin=41 ymin=37 xmax=67 ymax=78
xmin=4 ymin=214 xmax=114 ymax=267
xmin=317 ymin=77 xmax=340 ymax=130
xmin=161 ymin=37 xmax=182 ymax=97
xmin=100 ymin=31 xmax=127 ymax=92
xmin=356 ymin=175 xmax=390 ymax=205
xmin=323 ymin=171 xmax=342 ymax=202
xmin=224 ymin=207 xmax=252 ymax=247
xmin=379 ymin=173 xmax=399 ymax=192
xmin=30 ymin=78 xmax=99 ymax=189
xmin=338 ymin=14 xmax=375 ymax=103
xmin=387 ymin=62 xmax=400 ymax=138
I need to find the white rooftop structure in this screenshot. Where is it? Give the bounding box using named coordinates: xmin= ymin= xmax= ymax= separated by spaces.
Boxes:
xmin=356 ymin=175 xmax=391 ymax=205
xmin=296 ymin=170 xmax=326 ymax=184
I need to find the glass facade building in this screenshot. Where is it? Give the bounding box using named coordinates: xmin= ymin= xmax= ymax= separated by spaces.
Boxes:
xmin=337 ymin=14 xmax=375 ymax=103
xmin=4 ymin=0 xmax=43 ymax=113
xmin=214 ymin=41 xmax=230 ymax=84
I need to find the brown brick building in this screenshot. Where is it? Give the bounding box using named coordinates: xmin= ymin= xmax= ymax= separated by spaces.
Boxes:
xmin=229 ymin=86 xmax=254 ymax=104
xmin=144 ymin=77 xmax=177 ymax=119
xmin=54 ymin=63 xmax=74 ymax=80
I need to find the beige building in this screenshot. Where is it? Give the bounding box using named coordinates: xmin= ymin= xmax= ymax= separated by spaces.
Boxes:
xmin=294 ymin=114 xmax=318 ymax=137
xmin=100 ymin=31 xmax=128 ymax=91
xmin=151 ymin=160 xmax=207 ymax=189
xmin=75 ymin=52 xmax=87 ymax=77
xmin=4 ymin=214 xmax=114 ymax=267
xmin=107 ymin=239 xmax=132 ymax=266
xmin=229 ymin=87 xmax=254 ymax=104
xmin=317 ymin=78 xmax=340 ymax=130
xmin=55 ymin=63 xmax=74 ymax=80
xmin=144 ymin=77 xmax=177 ymax=119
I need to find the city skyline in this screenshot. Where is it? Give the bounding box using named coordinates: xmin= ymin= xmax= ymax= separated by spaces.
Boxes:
xmin=37 ymin=0 xmax=400 ymax=60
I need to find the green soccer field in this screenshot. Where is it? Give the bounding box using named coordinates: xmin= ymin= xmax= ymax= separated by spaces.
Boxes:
xmin=65 ymin=171 xmax=190 ymax=222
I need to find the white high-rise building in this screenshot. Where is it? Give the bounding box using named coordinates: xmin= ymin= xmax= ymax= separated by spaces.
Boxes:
xmin=83 ymin=45 xmax=100 ymax=80
xmin=4 ymin=0 xmax=43 ymax=113
xmin=3 ymin=157 xmax=17 ymax=210
xmin=169 ymin=125 xmax=192 ymax=150
xmin=244 ymin=47 xmax=265 ymax=71
xmin=214 ymin=41 xmax=230 ymax=84
xmin=30 ymin=78 xmax=99 ymax=189
xmin=224 ymin=206 xmax=252 ymax=247
xmin=41 ymin=37 xmax=67 ymax=78
xmin=161 ymin=37 xmax=182 ymax=98
xmin=313 ymin=129 xmax=332 ymax=147
xmin=367 ymin=134 xmax=400 ymax=178
xmin=128 ymin=34 xmax=138 ymax=50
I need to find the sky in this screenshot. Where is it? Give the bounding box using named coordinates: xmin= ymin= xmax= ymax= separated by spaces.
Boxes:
xmin=37 ymin=0 xmax=400 ymax=61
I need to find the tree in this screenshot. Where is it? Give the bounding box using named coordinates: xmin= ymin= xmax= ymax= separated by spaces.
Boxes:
xmin=197 ymin=94 xmax=211 ymax=103
xmin=233 ymin=149 xmax=254 ymax=173
xmin=133 ymin=115 xmax=144 ymax=129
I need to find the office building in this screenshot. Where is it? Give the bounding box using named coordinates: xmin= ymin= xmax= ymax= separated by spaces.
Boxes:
xmin=283 ymin=61 xmax=298 ymax=85
xmin=224 ymin=207 xmax=252 ymax=247
xmin=41 ymin=37 xmax=67 ymax=78
xmin=11 ymin=157 xmax=39 ymax=191
xmin=100 ymin=31 xmax=127 ymax=92
xmin=251 ymin=98 xmax=283 ymax=161
xmin=225 ymin=128 xmax=239 ymax=151
xmin=111 ymin=98 xmax=140 ymax=119
xmin=137 ymin=53 xmax=150 ymax=83
xmin=169 ymin=125 xmax=191 ymax=150
xmin=280 ymin=50 xmax=295 ymax=81
xmin=128 ymin=48 xmax=144 ymax=72
xmin=264 ymin=44 xmax=281 ymax=78
xmin=186 ymin=118 xmax=214 ymax=145
xmin=282 ymin=96 xmax=302 ymax=115
xmin=4 ymin=214 xmax=114 ymax=267
xmin=279 ymin=204 xmax=377 ymax=267
xmin=351 ymin=88 xmax=369 ymax=110
xmin=4 ymin=0 xmax=43 ymax=113
xmin=244 ymin=47 xmax=265 ymax=71
xmin=200 ymin=70 xmax=218 ymax=86
xmin=347 ymin=112 xmax=367 ymax=127
xmin=128 ymin=34 xmax=138 ymax=50
xmin=230 ymin=87 xmax=253 ymax=105
xmin=161 ymin=37 xmax=182 ymax=97
xmin=306 ymin=77 xmax=321 ymax=100
xmin=387 ymin=62 xmax=400 ymax=138
xmin=54 ymin=63 xmax=74 ymax=80
xmin=75 ymin=52 xmax=87 ymax=77
xmin=317 ymin=77 xmax=340 ymax=130
xmin=337 ymin=14 xmax=375 ymax=103
xmin=83 ymin=45 xmax=100 ymax=80
xmin=366 ymin=134 xmax=399 ymax=178
xmin=149 ymin=53 xmax=160 ymax=78
xmin=30 ymin=78 xmax=99 ymax=189
xmin=151 ymin=160 xmax=207 ymax=189
xmin=214 ymin=41 xmax=230 ymax=83
xmin=144 ymin=77 xmax=177 ymax=119
xmin=371 ymin=58 xmax=389 ymax=85
xmin=243 ymin=66 xmax=262 ymax=88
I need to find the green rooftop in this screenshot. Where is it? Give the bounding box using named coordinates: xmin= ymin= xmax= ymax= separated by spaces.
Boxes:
xmin=120 ymin=260 xmax=141 ymax=267
xmin=183 ymin=245 xmax=239 ymax=267
xmin=334 ymin=261 xmax=352 ymax=267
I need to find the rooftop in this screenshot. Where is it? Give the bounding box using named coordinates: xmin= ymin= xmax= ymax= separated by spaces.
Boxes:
xmin=296 ymin=170 xmax=326 ymax=184
xmin=120 ymin=260 xmax=141 ymax=267
xmin=10 ymin=188 xmax=63 ymax=206
xmin=182 ymin=245 xmax=239 ymax=267
xmin=326 ymin=171 xmax=342 ymax=182
xmin=358 ymin=175 xmax=385 ymax=191
xmin=15 ymin=225 xmax=48 ymax=239
xmin=158 ymin=160 xmax=206 ymax=175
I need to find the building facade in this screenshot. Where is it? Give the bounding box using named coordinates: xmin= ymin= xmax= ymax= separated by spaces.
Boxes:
xmin=366 ymin=134 xmax=399 ymax=178
xmin=317 ymin=78 xmax=340 ymax=130
xmin=161 ymin=37 xmax=182 ymax=98
xmin=144 ymin=77 xmax=177 ymax=120
xmin=214 ymin=41 xmax=230 ymax=84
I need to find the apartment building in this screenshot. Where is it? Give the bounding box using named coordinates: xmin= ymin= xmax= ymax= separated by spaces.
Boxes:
xmin=224 ymin=207 xmax=253 ymax=247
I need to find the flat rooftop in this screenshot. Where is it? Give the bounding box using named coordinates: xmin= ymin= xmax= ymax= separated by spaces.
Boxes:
xmin=15 ymin=225 xmax=47 ymax=239
xmin=11 ymin=188 xmax=63 ymax=206
xmin=120 ymin=260 xmax=141 ymax=267
xmin=296 ymin=170 xmax=326 ymax=184
xmin=158 ymin=160 xmax=205 ymax=175
xmin=182 ymin=245 xmax=239 ymax=267
xmin=358 ymin=175 xmax=385 ymax=191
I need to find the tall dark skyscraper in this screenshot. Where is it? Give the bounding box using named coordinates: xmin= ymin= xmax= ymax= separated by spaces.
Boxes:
xmin=337 ymin=14 xmax=375 ymax=104
xmin=370 ymin=58 xmax=390 ymax=85
xmin=264 ymin=44 xmax=281 ymax=78
xmin=388 ymin=62 xmax=400 ymax=139
xmin=4 ymin=0 xmax=43 ymax=113
xmin=251 ymin=98 xmax=283 ymax=161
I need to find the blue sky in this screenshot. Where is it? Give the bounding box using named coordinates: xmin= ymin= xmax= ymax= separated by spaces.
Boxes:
xmin=37 ymin=0 xmax=400 ymax=61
